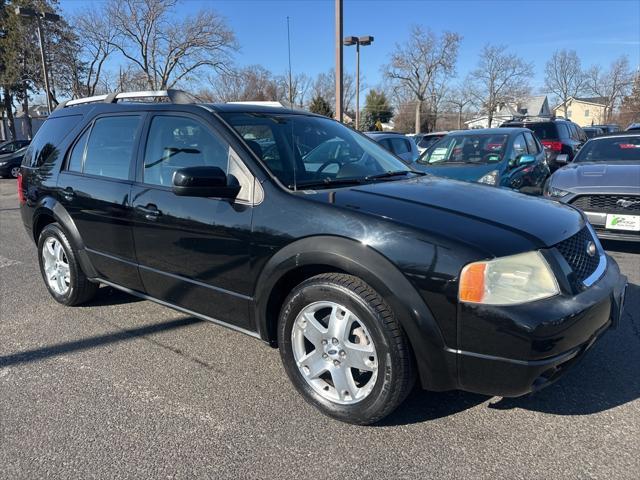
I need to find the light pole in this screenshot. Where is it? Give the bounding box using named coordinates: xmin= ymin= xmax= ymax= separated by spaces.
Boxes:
xmin=15 ymin=7 xmax=61 ymax=114
xmin=343 ymin=35 xmax=373 ymax=130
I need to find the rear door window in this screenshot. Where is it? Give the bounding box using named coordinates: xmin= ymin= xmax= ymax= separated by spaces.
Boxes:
xmin=83 ymin=116 xmax=141 ymax=180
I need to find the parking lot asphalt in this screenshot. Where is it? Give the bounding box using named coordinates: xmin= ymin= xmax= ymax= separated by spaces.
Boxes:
xmin=1 ymin=178 xmax=639 ymax=479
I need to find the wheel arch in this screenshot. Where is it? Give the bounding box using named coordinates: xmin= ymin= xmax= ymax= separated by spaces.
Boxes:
xmin=32 ymin=197 xmax=98 ymax=278
xmin=253 ymin=235 xmax=457 ymax=391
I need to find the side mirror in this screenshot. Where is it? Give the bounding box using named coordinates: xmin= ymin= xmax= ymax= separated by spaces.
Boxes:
xmin=172 ymin=166 xmax=240 ymax=199
xmin=555 ymin=154 xmax=569 ymax=164
xmin=517 ymin=154 xmax=536 ymax=166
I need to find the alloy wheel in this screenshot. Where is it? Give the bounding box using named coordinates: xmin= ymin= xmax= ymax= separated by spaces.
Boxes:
xmin=42 ymin=237 xmax=71 ymax=295
xmin=291 ymin=301 xmax=378 ymax=404
xmin=10 ymin=166 xmax=20 ymax=178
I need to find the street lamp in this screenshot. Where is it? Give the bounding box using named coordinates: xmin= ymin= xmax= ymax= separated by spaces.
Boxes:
xmin=343 ymin=35 xmax=373 ymax=130
xmin=15 ymin=7 xmax=61 ymax=114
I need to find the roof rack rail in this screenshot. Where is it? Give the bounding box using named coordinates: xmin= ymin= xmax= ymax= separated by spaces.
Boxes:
xmin=55 ymin=89 xmax=197 ymax=110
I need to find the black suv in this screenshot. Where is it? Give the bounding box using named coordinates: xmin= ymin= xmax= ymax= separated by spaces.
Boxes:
xmin=501 ymin=118 xmax=587 ymax=171
xmin=18 ymin=91 xmax=626 ymax=424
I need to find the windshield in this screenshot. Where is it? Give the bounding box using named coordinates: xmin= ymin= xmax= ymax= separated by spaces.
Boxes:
xmin=219 ymin=112 xmax=414 ymax=189
xmin=575 ymin=136 xmax=640 ymax=163
xmin=418 ymin=134 xmax=508 ymax=165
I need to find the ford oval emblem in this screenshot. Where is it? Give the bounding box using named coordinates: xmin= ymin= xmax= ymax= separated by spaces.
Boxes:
xmin=586 ymin=241 xmax=597 ymax=257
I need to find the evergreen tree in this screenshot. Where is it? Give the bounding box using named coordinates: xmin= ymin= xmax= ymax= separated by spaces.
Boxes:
xmin=364 ymin=89 xmax=393 ymax=123
xmin=308 ymin=95 xmax=333 ymax=118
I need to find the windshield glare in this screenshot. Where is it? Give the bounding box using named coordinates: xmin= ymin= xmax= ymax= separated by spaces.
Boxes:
xmin=419 ymin=134 xmax=508 ymax=165
xmin=219 ymin=112 xmax=412 ymax=188
xmin=575 ymin=137 xmax=640 ymax=163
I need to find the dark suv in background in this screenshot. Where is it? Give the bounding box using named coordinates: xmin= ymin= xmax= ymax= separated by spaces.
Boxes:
xmin=17 ymin=90 xmax=627 ymax=425
xmin=501 ymin=118 xmax=587 ymax=171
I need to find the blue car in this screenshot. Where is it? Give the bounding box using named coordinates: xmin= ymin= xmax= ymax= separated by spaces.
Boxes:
xmin=413 ymin=128 xmax=550 ymax=195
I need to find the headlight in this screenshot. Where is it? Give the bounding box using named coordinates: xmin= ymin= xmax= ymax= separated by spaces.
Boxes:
xmin=459 ymin=251 xmax=559 ymax=305
xmin=0 ymin=162 xmax=6 ymax=166
xmin=478 ymin=170 xmax=498 ymax=185
xmin=546 ymin=186 xmax=570 ymax=198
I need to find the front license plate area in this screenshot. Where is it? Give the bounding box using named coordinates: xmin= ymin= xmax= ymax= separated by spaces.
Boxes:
xmin=605 ymin=214 xmax=640 ymax=231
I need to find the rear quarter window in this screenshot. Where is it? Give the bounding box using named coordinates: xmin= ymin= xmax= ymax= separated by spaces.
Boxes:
xmin=22 ymin=115 xmax=83 ymax=167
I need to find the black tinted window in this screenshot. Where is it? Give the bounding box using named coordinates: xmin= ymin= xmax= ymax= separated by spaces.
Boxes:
xmin=556 ymin=123 xmax=570 ymax=139
xmin=525 ymin=123 xmax=558 ymax=140
xmin=67 ymin=128 xmax=90 ymax=172
xmin=143 ymin=116 xmax=229 ymax=186
xmin=84 ymin=116 xmax=141 ymax=180
xmin=23 ymin=115 xmax=83 ymax=167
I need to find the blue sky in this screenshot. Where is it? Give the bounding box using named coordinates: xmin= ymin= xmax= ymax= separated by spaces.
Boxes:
xmin=60 ymin=0 xmax=640 ymax=94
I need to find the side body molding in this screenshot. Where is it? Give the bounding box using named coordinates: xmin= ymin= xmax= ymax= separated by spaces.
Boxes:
xmin=252 ymin=236 xmax=458 ymax=391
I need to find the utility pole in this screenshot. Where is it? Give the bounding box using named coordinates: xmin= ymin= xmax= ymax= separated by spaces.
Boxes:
xmin=344 ymin=36 xmax=373 ymax=130
xmin=15 ymin=7 xmax=60 ymax=115
xmin=287 ymin=16 xmax=293 ymax=106
xmin=335 ymin=0 xmax=343 ymax=122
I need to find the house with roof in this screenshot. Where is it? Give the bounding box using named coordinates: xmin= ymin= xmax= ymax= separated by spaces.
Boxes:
xmin=552 ymin=97 xmax=609 ymax=126
xmin=465 ymin=95 xmax=551 ymax=129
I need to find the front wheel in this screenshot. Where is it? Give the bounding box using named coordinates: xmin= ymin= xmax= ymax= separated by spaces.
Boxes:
xmin=278 ymin=273 xmax=415 ymax=425
xmin=10 ymin=166 xmax=20 ymax=178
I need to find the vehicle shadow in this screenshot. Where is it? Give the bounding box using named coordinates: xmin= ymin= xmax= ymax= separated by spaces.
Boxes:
xmin=379 ymin=282 xmax=640 ymax=426
xmin=82 ymin=285 xmax=144 ymax=307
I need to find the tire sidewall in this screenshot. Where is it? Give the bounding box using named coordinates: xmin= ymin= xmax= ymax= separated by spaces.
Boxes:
xmin=37 ymin=224 xmax=80 ymax=305
xmin=278 ymin=279 xmax=400 ymax=424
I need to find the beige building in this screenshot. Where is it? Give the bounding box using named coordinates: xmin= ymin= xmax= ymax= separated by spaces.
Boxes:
xmin=553 ymin=97 xmax=609 ymax=126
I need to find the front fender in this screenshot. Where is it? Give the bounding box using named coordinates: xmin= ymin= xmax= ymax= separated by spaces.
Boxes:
xmin=253 ymin=235 xmax=458 ymax=391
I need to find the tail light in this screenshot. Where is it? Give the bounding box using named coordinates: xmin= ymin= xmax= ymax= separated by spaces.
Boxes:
xmin=541 ymin=140 xmax=563 ymax=152
xmin=17 ymin=172 xmax=26 ymax=204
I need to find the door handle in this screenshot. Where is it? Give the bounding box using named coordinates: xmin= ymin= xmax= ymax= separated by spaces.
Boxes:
xmin=62 ymin=187 xmax=75 ymax=201
xmin=136 ymin=204 xmax=162 ymax=221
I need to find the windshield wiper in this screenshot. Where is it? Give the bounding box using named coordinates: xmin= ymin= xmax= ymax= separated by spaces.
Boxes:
xmin=365 ymin=170 xmax=424 ymax=180
xmin=290 ymin=177 xmax=366 ymax=189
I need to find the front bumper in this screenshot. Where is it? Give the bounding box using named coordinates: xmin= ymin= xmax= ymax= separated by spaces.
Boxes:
xmin=453 ymin=255 xmax=627 ymax=397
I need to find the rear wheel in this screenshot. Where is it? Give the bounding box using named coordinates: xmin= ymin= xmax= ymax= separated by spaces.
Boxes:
xmin=10 ymin=166 xmax=20 ymax=178
xmin=278 ymin=273 xmax=415 ymax=425
xmin=37 ymin=223 xmax=98 ymax=306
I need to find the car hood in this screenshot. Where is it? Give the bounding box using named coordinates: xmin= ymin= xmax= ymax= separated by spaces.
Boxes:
xmin=552 ymin=162 xmax=640 ymax=189
xmin=412 ymin=162 xmax=499 ymax=182
xmin=304 ymin=175 xmax=583 ymax=256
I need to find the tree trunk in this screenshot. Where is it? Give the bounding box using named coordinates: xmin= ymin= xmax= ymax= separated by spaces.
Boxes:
xmin=563 ymin=101 xmax=568 ymax=119
xmin=457 ymin=108 xmax=462 ymax=129
xmin=22 ymin=87 xmax=33 ymax=140
xmin=487 ymin=109 xmax=493 ymax=128
xmin=414 ymin=99 xmax=422 ymax=134
xmin=2 ymin=88 xmax=16 ymax=141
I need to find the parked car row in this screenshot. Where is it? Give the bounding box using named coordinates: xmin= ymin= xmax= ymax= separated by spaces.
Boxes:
xmin=0 ymin=139 xmax=30 ymax=178
xmin=15 ymin=89 xmax=627 ymax=425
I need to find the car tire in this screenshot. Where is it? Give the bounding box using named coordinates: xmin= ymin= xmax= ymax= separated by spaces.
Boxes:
xmin=37 ymin=223 xmax=98 ymax=306
xmin=278 ymin=273 xmax=415 ymax=425
xmin=10 ymin=166 xmax=20 ymax=178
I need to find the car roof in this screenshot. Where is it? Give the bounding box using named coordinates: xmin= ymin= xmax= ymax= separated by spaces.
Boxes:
xmin=453 ymin=128 xmax=525 ymax=135
xmin=589 ymin=130 xmax=640 ymax=142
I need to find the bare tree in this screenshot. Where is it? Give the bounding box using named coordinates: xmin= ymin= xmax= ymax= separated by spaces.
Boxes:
xmin=446 ymin=77 xmax=476 ymax=129
xmin=207 ymin=65 xmax=281 ymax=103
xmin=586 ymin=56 xmax=633 ymax=122
xmin=544 ymin=50 xmax=586 ymax=117
xmin=312 ymin=69 xmax=357 ymax=114
xmin=384 ymin=26 xmax=461 ymax=133
xmin=275 ymin=72 xmax=311 ymax=107
xmin=105 ymin=0 xmax=236 ymax=90
xmin=71 ymin=9 xmax=116 ymax=97
xmin=471 ymin=44 xmax=533 ymax=127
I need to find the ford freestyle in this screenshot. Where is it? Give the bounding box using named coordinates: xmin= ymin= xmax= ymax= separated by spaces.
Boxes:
xmin=18 ymin=90 xmax=627 ymax=424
